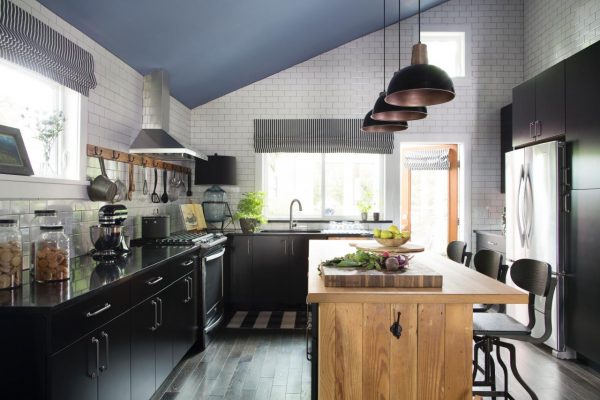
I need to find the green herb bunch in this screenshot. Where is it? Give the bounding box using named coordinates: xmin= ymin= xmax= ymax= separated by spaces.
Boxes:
xmin=234 ymin=191 xmax=267 ymax=224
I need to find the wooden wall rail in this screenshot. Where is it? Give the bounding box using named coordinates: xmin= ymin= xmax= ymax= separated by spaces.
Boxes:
xmin=86 ymin=144 xmax=191 ymax=174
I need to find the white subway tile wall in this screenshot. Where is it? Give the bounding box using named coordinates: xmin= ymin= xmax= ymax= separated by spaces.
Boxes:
xmin=525 ymin=0 xmax=600 ymax=79
xmin=190 ymin=0 xmax=525 ymax=242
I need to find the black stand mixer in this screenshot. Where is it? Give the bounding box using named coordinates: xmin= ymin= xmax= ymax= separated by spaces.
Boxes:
xmin=90 ymin=205 xmax=130 ymax=260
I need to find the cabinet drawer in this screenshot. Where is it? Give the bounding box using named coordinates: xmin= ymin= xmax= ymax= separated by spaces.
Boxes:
xmin=130 ymin=260 xmax=174 ymax=305
xmin=171 ymin=253 xmax=197 ymax=280
xmin=51 ymin=281 xmax=130 ymax=353
xmin=475 ymin=232 xmax=506 ymax=255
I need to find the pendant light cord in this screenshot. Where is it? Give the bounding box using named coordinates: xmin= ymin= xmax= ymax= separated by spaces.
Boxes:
xmin=383 ymin=0 xmax=386 ymax=91
xmin=418 ymin=0 xmax=421 ymax=43
xmin=398 ymin=0 xmax=401 ymax=69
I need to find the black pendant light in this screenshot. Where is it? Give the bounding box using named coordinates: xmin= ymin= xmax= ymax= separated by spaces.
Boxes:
xmin=362 ymin=110 xmax=408 ymax=132
xmin=362 ymin=0 xmax=408 ymax=133
xmin=385 ymin=0 xmax=455 ymax=107
xmin=372 ymin=0 xmax=427 ymax=121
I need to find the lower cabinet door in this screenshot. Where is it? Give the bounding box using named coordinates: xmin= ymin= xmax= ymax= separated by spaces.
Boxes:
xmin=97 ymin=312 xmax=131 ymax=400
xmin=288 ymin=236 xmax=310 ymax=306
xmin=131 ymin=299 xmax=157 ymax=400
xmin=154 ymin=294 xmax=173 ymax=389
xmin=171 ymin=271 xmax=198 ymax=365
xmin=49 ymin=335 xmax=98 ymax=400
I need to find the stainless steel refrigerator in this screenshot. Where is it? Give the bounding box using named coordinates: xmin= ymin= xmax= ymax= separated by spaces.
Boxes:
xmin=505 ymin=140 xmax=573 ymax=358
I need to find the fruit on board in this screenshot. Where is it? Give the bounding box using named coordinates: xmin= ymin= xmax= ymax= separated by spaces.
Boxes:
xmin=380 ymin=230 xmax=393 ymax=239
xmin=388 ymin=225 xmax=400 ymax=233
xmin=373 ymin=228 xmax=381 ymax=238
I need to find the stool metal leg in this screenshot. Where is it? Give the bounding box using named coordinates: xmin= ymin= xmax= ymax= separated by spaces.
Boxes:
xmin=496 ymin=340 xmax=538 ymax=400
xmin=495 ymin=339 xmax=510 ymax=398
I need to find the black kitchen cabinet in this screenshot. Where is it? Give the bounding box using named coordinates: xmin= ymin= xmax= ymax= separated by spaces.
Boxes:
xmin=500 ymin=104 xmax=512 ymax=193
xmin=512 ymin=62 xmax=565 ymax=147
xmin=130 ymin=297 xmax=159 ymax=400
xmin=252 ymin=235 xmax=288 ymax=307
xmin=566 ymin=40 xmax=600 ymax=190
xmin=566 ymin=189 xmax=600 ymax=364
xmin=50 ymin=311 xmax=130 ymax=400
xmin=287 ymin=236 xmax=311 ymax=306
xmin=228 ymin=235 xmax=253 ymax=308
xmin=171 ymin=270 xmax=198 ymax=366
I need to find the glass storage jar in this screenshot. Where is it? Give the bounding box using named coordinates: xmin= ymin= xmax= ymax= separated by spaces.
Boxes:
xmin=0 ymin=219 xmax=23 ymax=290
xmin=34 ymin=225 xmax=70 ymax=283
xmin=30 ymin=210 xmax=60 ymax=270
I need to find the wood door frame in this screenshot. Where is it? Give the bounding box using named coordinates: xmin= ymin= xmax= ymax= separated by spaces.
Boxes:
xmin=400 ymin=144 xmax=459 ymax=242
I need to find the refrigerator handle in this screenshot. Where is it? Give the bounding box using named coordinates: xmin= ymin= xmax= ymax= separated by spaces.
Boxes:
xmin=525 ymin=167 xmax=534 ymax=244
xmin=516 ymin=165 xmax=526 ymax=247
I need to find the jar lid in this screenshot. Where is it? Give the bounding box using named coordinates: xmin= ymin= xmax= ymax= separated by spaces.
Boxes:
xmin=40 ymin=225 xmax=64 ymax=231
xmin=0 ymin=218 xmax=17 ymax=224
xmin=34 ymin=210 xmax=57 ymax=215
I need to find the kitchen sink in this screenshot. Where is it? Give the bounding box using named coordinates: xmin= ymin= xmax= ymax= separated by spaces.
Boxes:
xmin=258 ymin=229 xmax=322 ymax=233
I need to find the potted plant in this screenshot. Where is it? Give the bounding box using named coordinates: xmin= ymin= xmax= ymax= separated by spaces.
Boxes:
xmin=357 ymin=185 xmax=373 ymax=221
xmin=234 ymin=191 xmax=267 ymax=233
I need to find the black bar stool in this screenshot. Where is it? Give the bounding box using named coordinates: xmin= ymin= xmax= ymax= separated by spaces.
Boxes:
xmin=447 ymin=240 xmax=472 ymax=267
xmin=472 ymin=249 xmax=507 ymax=313
xmin=472 ymin=259 xmax=556 ymax=400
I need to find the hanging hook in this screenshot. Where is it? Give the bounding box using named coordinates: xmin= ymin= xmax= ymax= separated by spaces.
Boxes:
xmin=390 ymin=312 xmax=402 ymax=339
xmin=128 ymin=154 xmax=135 ymax=163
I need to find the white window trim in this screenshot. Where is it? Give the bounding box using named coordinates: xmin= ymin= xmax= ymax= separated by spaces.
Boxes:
xmin=414 ymin=24 xmax=472 ymax=87
xmin=0 ymin=96 xmax=89 ymax=200
xmin=256 ymin=152 xmax=386 ymax=220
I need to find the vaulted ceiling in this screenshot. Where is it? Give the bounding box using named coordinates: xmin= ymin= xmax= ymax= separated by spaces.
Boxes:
xmin=38 ymin=0 xmax=449 ymax=109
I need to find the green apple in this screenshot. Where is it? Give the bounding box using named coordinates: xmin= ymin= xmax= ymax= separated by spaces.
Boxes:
xmin=380 ymin=230 xmax=393 ymax=239
xmin=373 ymin=228 xmax=381 ymax=238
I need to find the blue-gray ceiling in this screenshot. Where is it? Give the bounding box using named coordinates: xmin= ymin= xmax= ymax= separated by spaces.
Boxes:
xmin=37 ymin=0 xmax=448 ymax=109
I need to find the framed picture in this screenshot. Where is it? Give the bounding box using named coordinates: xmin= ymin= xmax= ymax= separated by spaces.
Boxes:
xmin=0 ymin=125 xmax=33 ymax=176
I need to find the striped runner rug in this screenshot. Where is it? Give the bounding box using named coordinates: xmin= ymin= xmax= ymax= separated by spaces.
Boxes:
xmin=226 ymin=310 xmax=308 ymax=330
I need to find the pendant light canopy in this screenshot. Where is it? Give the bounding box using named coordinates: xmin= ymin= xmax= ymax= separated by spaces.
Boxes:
xmin=372 ymin=0 xmax=427 ymax=121
xmin=385 ymin=0 xmax=455 ymax=107
xmin=361 ymin=110 xmax=408 ymax=132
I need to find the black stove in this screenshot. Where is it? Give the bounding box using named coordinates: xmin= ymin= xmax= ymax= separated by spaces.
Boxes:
xmin=131 ymin=231 xmax=227 ymax=249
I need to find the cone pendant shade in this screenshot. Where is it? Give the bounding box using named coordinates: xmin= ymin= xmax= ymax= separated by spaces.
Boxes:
xmin=385 ymin=43 xmax=455 ymax=107
xmin=361 ymin=110 xmax=408 ymax=132
xmin=371 ymin=91 xmax=427 ymax=121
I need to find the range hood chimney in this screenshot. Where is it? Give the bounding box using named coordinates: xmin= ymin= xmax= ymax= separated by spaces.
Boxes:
xmin=130 ymin=70 xmax=207 ymax=161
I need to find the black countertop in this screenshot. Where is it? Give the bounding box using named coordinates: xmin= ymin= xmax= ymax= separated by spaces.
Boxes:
xmin=0 ymin=245 xmax=197 ymax=310
xmin=226 ymin=230 xmax=373 ymax=237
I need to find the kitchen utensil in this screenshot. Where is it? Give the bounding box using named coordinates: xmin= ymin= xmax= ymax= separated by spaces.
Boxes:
xmin=113 ymin=162 xmax=127 ymax=203
xmin=186 ymin=171 xmax=192 ymax=196
xmin=90 ymin=225 xmax=122 ymax=254
xmin=141 ymin=215 xmax=171 ymax=238
xmin=169 ymin=170 xmax=179 ymax=202
xmin=127 ymin=163 xmax=135 ymax=201
xmin=161 ymin=169 xmax=169 ymax=203
xmin=142 ymin=165 xmax=148 ymax=195
xmin=88 ymin=158 xmax=118 ymax=202
xmin=151 ymin=168 xmax=160 ymax=203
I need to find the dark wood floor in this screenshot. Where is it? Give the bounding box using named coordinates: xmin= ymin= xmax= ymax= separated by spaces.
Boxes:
xmin=153 ymin=329 xmax=600 ymax=400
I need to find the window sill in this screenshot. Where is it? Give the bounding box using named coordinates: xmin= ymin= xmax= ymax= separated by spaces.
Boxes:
xmin=0 ymin=174 xmax=89 ymax=200
xmin=267 ymin=219 xmax=393 ymax=223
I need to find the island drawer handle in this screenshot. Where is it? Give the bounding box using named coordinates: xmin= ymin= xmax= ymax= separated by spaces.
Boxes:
xmin=390 ymin=312 xmax=403 ymax=339
xmin=86 ymin=303 xmax=111 ymax=318
xmin=146 ymin=276 xmax=163 ymax=285
xmin=181 ymin=259 xmax=194 ymax=267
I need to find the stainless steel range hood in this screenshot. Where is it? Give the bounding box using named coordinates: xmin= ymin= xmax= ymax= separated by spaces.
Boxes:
xmin=130 ymin=70 xmax=207 ymax=161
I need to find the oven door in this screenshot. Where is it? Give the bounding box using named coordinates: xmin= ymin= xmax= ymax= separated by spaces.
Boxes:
xmin=202 ymin=246 xmax=226 ymax=334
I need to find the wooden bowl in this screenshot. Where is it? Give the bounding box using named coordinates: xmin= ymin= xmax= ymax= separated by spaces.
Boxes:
xmin=374 ymin=237 xmax=410 ymax=247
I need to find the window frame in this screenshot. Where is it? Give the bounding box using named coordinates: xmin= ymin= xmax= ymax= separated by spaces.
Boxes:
xmin=257 ymin=152 xmax=386 ymax=220
xmin=416 ymin=25 xmax=471 ymax=85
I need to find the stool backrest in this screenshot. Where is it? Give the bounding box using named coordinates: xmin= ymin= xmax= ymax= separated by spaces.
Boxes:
xmin=473 ymin=249 xmax=504 ymax=280
xmin=510 ymin=258 xmax=556 ymax=343
xmin=447 ymin=240 xmax=467 ymax=264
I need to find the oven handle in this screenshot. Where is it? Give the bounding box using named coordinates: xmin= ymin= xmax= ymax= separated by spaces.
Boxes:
xmin=204 ymin=313 xmax=225 ymax=334
xmin=204 ymin=248 xmax=226 ymax=262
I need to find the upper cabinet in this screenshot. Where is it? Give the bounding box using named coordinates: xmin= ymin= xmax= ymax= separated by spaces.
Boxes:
xmin=566 ymin=40 xmax=600 ymax=190
xmin=512 ymin=62 xmax=565 ymax=148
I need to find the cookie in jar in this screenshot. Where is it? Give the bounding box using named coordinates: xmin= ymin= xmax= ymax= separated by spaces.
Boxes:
xmin=34 ymin=225 xmax=70 ymax=283
xmin=0 ymin=219 xmax=22 ymax=290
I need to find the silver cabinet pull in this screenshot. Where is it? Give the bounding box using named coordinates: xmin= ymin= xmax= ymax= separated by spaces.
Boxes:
xmin=487 ymin=240 xmax=498 ymax=246
xmin=157 ymin=297 xmax=163 ymax=327
xmin=563 ymin=193 xmax=571 ymax=213
xmin=536 ymin=120 xmax=542 ymax=137
xmin=181 ymin=259 xmax=194 ymax=267
xmin=86 ymin=303 xmax=111 ymax=318
xmin=146 ymin=276 xmax=163 ymax=286
xmin=291 ymin=239 xmax=295 ymax=256
xmin=90 ymin=337 xmax=100 ymax=379
xmin=183 ymin=277 xmax=191 ymax=303
xmin=283 ymin=239 xmax=287 ymax=255
xmin=100 ymin=331 xmax=109 ymax=372
xmin=247 ymin=239 xmax=250 ymax=255
xmin=150 ymin=300 xmax=158 ymax=331
xmin=187 ymin=276 xmax=193 ymax=302
xmin=529 ymin=122 xmax=534 ymax=138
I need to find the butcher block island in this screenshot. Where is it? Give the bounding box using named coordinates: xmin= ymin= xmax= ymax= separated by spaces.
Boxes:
xmin=307 ymin=240 xmax=526 ymax=400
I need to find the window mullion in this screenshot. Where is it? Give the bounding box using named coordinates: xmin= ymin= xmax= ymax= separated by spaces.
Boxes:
xmin=321 ymin=153 xmax=326 ymax=219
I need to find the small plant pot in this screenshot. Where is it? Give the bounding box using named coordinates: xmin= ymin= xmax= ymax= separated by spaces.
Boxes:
xmin=361 ymin=212 xmax=368 ymax=221
xmin=239 ymin=218 xmax=260 ymax=233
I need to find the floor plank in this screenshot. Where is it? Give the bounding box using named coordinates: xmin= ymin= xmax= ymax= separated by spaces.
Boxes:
xmin=154 ymin=329 xmax=600 ymax=400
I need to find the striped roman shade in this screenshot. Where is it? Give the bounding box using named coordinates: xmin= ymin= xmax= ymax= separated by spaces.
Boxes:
xmin=403 ymin=148 xmax=450 ymax=170
xmin=0 ymin=0 xmax=97 ymax=96
xmin=254 ymin=119 xmax=394 ymax=154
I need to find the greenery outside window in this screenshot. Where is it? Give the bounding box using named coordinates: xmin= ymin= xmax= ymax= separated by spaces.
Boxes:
xmin=0 ymin=58 xmax=81 ymax=180
xmin=261 ymin=153 xmax=384 ymax=219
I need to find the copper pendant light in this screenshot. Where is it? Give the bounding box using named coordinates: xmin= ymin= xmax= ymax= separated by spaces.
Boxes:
xmin=385 ymin=0 xmax=455 ymax=107
xmin=362 ymin=110 xmax=408 ymax=132
xmin=362 ymin=0 xmax=408 ymax=132
xmin=372 ymin=0 xmax=427 ymax=121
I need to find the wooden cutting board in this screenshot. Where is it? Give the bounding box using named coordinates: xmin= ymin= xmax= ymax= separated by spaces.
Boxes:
xmin=320 ymin=262 xmax=442 ymax=288
xmin=350 ymin=241 xmax=425 ymax=254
